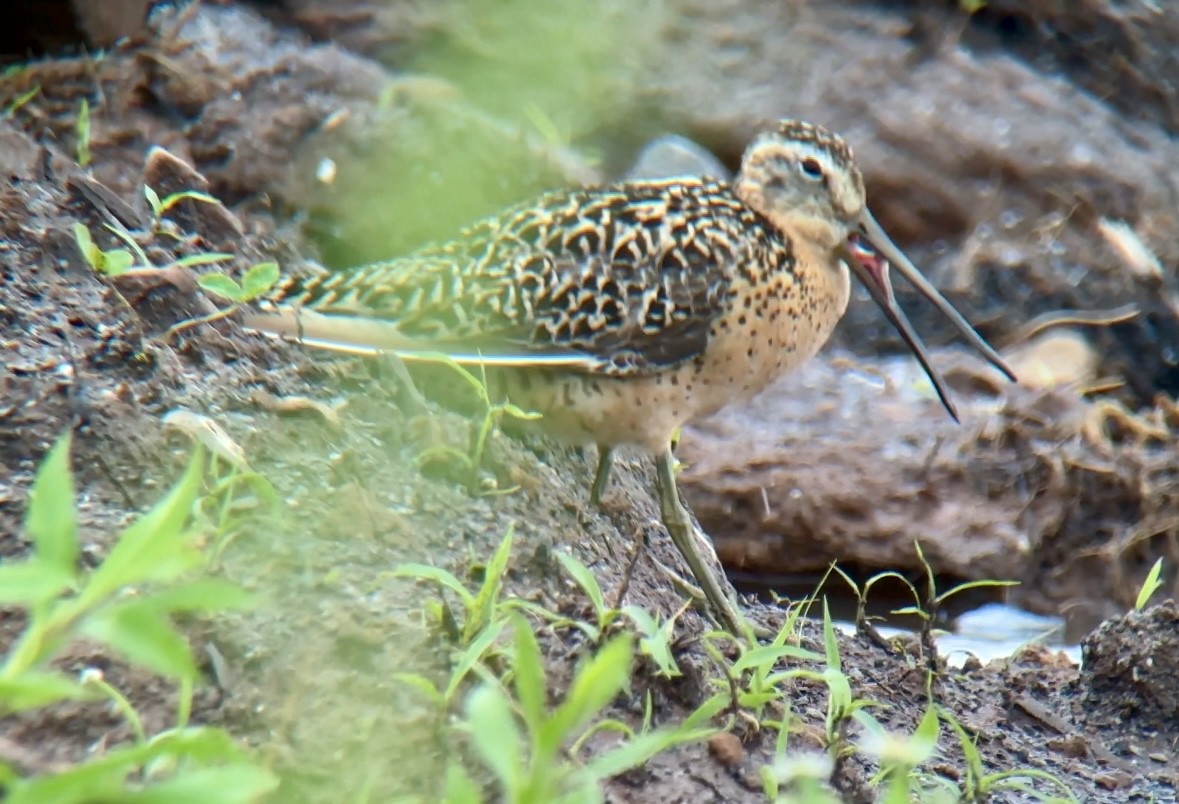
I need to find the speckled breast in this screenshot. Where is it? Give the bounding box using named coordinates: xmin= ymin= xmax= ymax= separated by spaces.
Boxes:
xmin=494 ymin=252 xmax=851 ymax=454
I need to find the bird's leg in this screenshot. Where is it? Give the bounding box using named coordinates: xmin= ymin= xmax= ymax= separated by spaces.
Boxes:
xmin=653 ymin=448 xmax=748 ymax=637
xmin=590 ymin=445 xmax=615 ymax=506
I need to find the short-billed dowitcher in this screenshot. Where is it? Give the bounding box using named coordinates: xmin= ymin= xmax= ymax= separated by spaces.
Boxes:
xmin=244 ymin=119 xmax=1016 ymax=635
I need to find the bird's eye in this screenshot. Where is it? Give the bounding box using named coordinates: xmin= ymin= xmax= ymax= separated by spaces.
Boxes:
xmin=799 ymin=157 xmax=825 ymax=182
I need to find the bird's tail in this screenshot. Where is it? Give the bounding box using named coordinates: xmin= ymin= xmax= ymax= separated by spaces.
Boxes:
xmin=241 ymin=306 xmax=421 ymax=356
xmin=242 ymin=302 xmax=593 ymax=368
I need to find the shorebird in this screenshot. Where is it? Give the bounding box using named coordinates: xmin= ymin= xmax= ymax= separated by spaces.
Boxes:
xmin=243 ymin=119 xmax=1016 ymax=636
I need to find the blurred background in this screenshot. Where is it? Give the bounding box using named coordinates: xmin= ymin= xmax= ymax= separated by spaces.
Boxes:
xmin=3 ymin=0 xmax=1178 ymax=799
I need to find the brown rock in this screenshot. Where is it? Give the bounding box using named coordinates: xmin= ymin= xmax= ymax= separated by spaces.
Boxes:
xmin=679 ymin=352 xmax=1179 ymax=616
xmin=70 ymin=0 xmax=153 ymax=46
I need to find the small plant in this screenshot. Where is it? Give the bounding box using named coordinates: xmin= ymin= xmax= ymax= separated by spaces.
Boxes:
xmin=620 ymin=604 xmax=683 ymax=679
xmin=1135 ymin=557 xmax=1165 ymax=611
xmin=193 ymin=456 xmax=283 ymax=568
xmin=74 ymin=181 xmax=275 ymax=344
xmin=164 ymin=261 xmax=281 ymax=342
xmin=855 ymin=705 xmax=940 ymax=804
xmin=74 ymin=218 xmax=238 ymax=281
xmin=414 ymin=355 xmax=541 ymax=493
xmin=763 ymin=751 xmax=840 ymax=804
xmin=890 ymin=543 xmax=1018 ymax=676
xmin=76 ymin=97 xmax=91 ymax=167
xmin=554 ymin=551 xmax=621 ymax=641
xmin=940 ymin=708 xmax=1078 ymax=802
xmin=74 ymin=222 xmax=135 ymax=277
xmin=392 ymin=529 xmax=519 ymax=705
xmin=449 ymin=617 xmax=716 ymax=802
xmin=144 ymin=185 xmax=221 ymax=234
xmin=830 ymin=564 xmax=910 ymax=650
xmin=702 ymin=599 xmax=820 ymax=728
xmin=812 ymin=600 xmax=878 ymax=758
xmin=5 ymin=84 xmax=40 ymax=117
xmin=517 ymin=552 xmax=682 ymax=677
xmin=0 ymin=433 xmax=276 ymax=802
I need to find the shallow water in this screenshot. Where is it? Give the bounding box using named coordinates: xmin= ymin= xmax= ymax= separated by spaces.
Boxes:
xmin=835 ymin=602 xmax=1082 ymax=669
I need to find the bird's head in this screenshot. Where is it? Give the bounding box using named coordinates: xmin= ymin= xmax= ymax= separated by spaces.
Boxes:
xmin=734 ymin=119 xmax=866 ymax=251
xmin=736 ymin=119 xmax=1016 ymax=419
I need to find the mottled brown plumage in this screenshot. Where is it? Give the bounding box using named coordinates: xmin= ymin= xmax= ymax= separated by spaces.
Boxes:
xmin=244 ymin=119 xmax=1016 ymax=635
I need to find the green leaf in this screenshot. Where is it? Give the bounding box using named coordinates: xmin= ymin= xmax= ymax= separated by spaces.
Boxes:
xmin=392 ymin=673 xmax=444 ymax=706
xmin=101 ymin=249 xmax=135 ymax=276
xmin=445 ymin=761 xmax=483 ymax=804
xmin=147 ymin=726 xmax=245 ymax=764
xmin=0 ymin=671 xmax=92 ymax=713
xmin=209 ymin=470 xmax=281 ymax=514
xmin=73 ymin=222 xmax=98 ymax=270
xmin=862 ymin=570 xmax=918 ymax=599
xmin=939 ymin=707 xmax=984 ymax=783
xmin=120 ymin=763 xmax=279 ymax=803
xmin=416 ymin=354 xmax=487 ymax=402
xmin=196 ymin=273 xmax=244 ymax=302
xmin=171 ymin=253 xmax=233 ymax=270
xmin=890 ymin=605 xmax=929 ymax=620
xmin=935 ymin=579 xmax=1019 ymax=606
xmin=543 ymin=636 xmax=632 ymax=756
xmin=144 ymin=185 xmax=162 ymax=217
xmin=3 ymin=728 xmax=256 ymax=804
xmin=501 ymin=403 xmax=542 ymax=421
xmin=391 ymin=564 xmax=475 ymax=609
xmin=556 ymin=552 xmax=606 ymax=617
xmin=239 ymin=262 xmax=280 ymax=300
xmin=76 ymin=98 xmax=91 ymax=167
xmin=5 ymin=85 xmax=40 ymax=116
xmin=823 ymin=665 xmax=853 ymax=724
xmin=444 ymin=619 xmax=506 ymax=703
xmin=821 ymin=598 xmax=841 ymax=672
xmin=913 ymin=701 xmax=940 ymax=749
xmin=464 ymin=528 xmax=513 ymax=643
xmin=622 ymin=606 xmax=680 ymax=678
xmin=80 ymin=600 xmax=195 ymax=680
xmin=79 ymin=449 xmax=204 ymax=608
xmin=0 ymin=560 xmax=75 ymax=606
xmin=512 ymin=615 xmax=546 ymax=735
xmin=580 ymin=724 xmax=714 ymax=782
xmin=25 ymin=432 xmax=78 ymax=576
xmin=156 ymin=190 xmax=219 ymax=217
xmin=731 ymin=643 xmax=822 ymax=674
xmin=2 ymin=742 xmax=147 ymax=804
xmin=146 ymin=578 xmax=253 ymax=614
xmin=465 ymin=683 xmax=523 ymax=797
xmin=101 ymin=222 xmax=151 ymax=270
xmin=1136 ymin=557 xmax=1165 ymax=611
xmin=682 ymin=692 xmax=729 ymax=732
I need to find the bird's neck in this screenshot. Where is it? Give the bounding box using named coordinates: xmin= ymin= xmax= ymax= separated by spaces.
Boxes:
xmin=733 ymin=180 xmax=847 ymax=253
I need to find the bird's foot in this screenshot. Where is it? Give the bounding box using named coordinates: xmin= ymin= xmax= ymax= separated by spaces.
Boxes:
xmin=654 ymin=449 xmax=754 ymax=640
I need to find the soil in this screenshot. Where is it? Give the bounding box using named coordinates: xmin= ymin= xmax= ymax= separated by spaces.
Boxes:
xmin=2 ymin=1 xmax=1178 ymax=801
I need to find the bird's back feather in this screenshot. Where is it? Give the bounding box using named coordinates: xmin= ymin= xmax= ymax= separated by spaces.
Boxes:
xmin=253 ymin=178 xmax=799 ymax=376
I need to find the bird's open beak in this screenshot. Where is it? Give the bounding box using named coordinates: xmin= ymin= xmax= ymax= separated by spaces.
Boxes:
xmin=840 ymin=210 xmax=1017 ymax=422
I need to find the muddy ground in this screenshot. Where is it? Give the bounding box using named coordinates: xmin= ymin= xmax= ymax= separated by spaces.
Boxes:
xmin=2 ymin=0 xmax=1179 ymax=801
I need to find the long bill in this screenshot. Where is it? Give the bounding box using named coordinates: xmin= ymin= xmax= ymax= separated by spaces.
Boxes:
xmin=842 ymin=210 xmax=1018 ymax=422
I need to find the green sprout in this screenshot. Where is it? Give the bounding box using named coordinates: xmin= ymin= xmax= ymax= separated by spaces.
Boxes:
xmin=0 ymin=433 xmax=276 ymax=803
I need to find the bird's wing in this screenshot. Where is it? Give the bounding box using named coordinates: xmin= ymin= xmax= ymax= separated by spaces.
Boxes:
xmin=246 ymin=179 xmax=761 ymax=376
